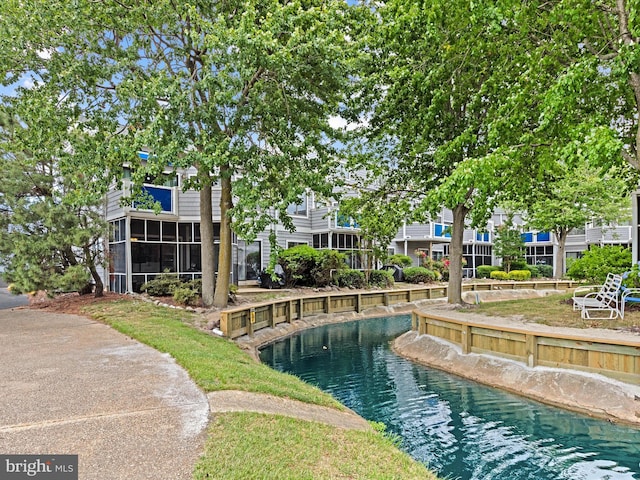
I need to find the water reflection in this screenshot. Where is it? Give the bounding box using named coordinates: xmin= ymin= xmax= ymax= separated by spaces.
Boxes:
xmin=260 ymin=315 xmax=640 ymax=480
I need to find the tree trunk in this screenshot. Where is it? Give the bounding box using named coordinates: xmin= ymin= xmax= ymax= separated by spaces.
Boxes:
xmin=84 ymin=246 xmax=104 ymax=297
xmin=213 ymin=165 xmax=233 ymax=308
xmin=200 ymin=177 xmax=215 ymax=307
xmin=448 ymin=203 xmax=469 ymax=304
xmin=553 ymin=229 xmax=568 ymax=279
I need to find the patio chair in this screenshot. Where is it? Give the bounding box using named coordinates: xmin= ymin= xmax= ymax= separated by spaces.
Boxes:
xmin=621 ymin=286 xmax=640 ymax=318
xmin=572 ymin=273 xmax=623 ymax=319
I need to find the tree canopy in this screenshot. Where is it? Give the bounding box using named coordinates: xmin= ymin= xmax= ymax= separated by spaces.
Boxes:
xmin=352 ymin=0 xmax=533 ymax=303
xmin=0 ymin=0 xmax=360 ymax=306
xmin=0 ymin=100 xmax=106 ymax=296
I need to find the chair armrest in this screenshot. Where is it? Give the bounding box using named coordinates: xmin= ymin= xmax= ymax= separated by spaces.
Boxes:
xmin=573 ymin=285 xmax=602 ymax=297
xmin=622 ymin=288 xmax=640 ymax=300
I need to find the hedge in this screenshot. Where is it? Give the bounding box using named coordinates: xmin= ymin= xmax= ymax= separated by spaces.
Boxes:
xmin=334 ymin=269 xmax=366 ymax=288
xmin=490 ymin=270 xmax=509 ymax=280
xmin=476 ymin=265 xmax=499 ymax=279
xmin=403 ymin=267 xmax=437 ymax=284
xmin=507 ymin=270 xmax=532 ymax=281
xmin=368 ymin=270 xmax=394 ymax=288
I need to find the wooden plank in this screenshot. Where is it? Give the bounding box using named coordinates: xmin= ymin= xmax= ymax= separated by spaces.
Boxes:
xmin=220 ymin=312 xmax=229 ymax=337
xmin=470 ymin=347 xmax=526 ymax=364
xmin=461 ymin=325 xmax=471 ymax=354
xmin=525 ymin=334 xmax=537 ymax=367
xmin=537 ymin=337 xmax=640 ymax=357
xmin=471 ymin=327 xmax=526 ymax=343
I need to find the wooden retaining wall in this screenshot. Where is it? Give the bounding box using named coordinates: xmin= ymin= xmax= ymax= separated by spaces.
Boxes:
xmin=412 ymin=311 xmax=640 ymax=385
xmin=220 ymin=280 xmax=577 ymax=340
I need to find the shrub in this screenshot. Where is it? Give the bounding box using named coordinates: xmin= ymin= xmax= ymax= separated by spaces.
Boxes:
xmin=566 ymin=245 xmax=631 ymax=284
xmin=278 ymin=245 xmax=321 ymax=287
xmin=368 ymin=270 xmax=394 ymax=288
xmin=388 ymin=254 xmax=412 ymax=267
xmin=141 ymin=272 xmax=181 ymax=296
xmin=524 ymin=265 xmax=539 ymax=278
xmin=510 ymin=260 xmax=528 ymax=271
xmin=173 ymin=286 xmax=199 ymax=306
xmin=536 ymin=265 xmax=553 ymax=278
xmin=490 ymin=270 xmax=509 ymax=280
xmin=183 ymin=279 xmax=202 ymax=295
xmin=476 ymin=265 xmax=499 ymax=279
xmin=313 ymin=249 xmax=347 ymax=287
xmin=56 ymin=265 xmax=92 ymax=294
xmin=507 ymin=270 xmax=532 ymax=281
xmin=334 ymin=269 xmax=365 ymax=288
xmin=403 ymin=267 xmax=437 ymax=284
xmin=623 ymin=264 xmax=640 ymax=288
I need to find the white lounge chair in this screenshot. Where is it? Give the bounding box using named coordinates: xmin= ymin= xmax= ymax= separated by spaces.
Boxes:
xmin=572 ymin=273 xmax=623 ymax=319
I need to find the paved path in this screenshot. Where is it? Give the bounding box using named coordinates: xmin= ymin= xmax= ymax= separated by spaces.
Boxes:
xmin=0 ymin=287 xmax=29 ymax=309
xmin=0 ymin=309 xmax=209 ymax=480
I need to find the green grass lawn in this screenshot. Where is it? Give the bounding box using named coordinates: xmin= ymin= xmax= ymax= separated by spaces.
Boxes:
xmin=83 ymin=299 xmax=438 ymax=480
xmin=462 ymin=292 xmax=640 ymax=330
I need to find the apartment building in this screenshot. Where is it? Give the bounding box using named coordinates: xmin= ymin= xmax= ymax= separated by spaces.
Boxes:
xmin=104 ymin=158 xmax=633 ymax=293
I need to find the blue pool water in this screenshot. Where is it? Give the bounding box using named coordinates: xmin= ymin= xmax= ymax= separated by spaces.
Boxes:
xmin=259 ymin=315 xmax=640 ymax=480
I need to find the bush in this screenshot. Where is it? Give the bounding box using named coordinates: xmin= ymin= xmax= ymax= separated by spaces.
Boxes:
xmin=278 ymin=245 xmax=321 ymax=287
xmin=334 ymin=269 xmax=365 ymax=288
xmin=524 ymin=265 xmax=539 ymax=278
xmin=183 ymin=278 xmax=202 ymax=295
xmin=368 ymin=270 xmax=394 ymax=288
xmin=173 ymin=286 xmax=199 ymax=306
xmin=566 ymin=245 xmax=631 ymax=284
xmin=490 ymin=270 xmax=509 ymax=280
xmin=510 ymin=260 xmax=528 ymax=271
xmin=476 ymin=265 xmax=499 ymax=279
xmin=623 ymin=264 xmax=640 ymax=288
xmin=141 ymin=272 xmax=181 ymax=296
xmin=388 ymin=254 xmax=412 ymax=268
xmin=536 ymin=265 xmax=553 ymax=278
xmin=278 ymin=246 xmax=348 ymax=287
xmin=313 ymin=250 xmax=347 ymax=287
xmin=507 ymin=270 xmax=532 ymax=281
xmin=403 ymin=267 xmax=437 ymax=284
xmin=56 ymin=265 xmax=92 ymax=294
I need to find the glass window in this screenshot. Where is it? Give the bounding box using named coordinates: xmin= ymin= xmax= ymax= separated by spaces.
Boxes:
xmin=179 ymin=223 xmax=192 ymax=242
xmin=147 ymin=220 xmax=160 ymax=241
xmin=110 ymin=243 xmax=126 ymax=273
xmin=162 ymin=222 xmax=176 ymax=241
xmin=194 ymin=223 xmax=201 ymax=242
xmin=286 ymin=195 xmax=308 ymax=216
xmin=180 ymin=244 xmax=201 ymax=272
xmin=245 ymin=242 xmax=261 ymax=281
xmin=161 ymin=244 xmax=177 ymax=272
xmin=131 ymin=219 xmax=145 ymax=240
xmin=131 ymin=243 xmax=160 ymax=273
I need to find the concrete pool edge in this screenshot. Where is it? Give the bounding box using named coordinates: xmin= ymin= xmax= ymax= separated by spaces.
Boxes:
xmin=393 ymin=329 xmax=640 ymax=427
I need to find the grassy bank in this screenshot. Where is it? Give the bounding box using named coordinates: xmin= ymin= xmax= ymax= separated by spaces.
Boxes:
xmin=83 ymin=299 xmax=437 ymax=479
xmin=464 ymin=292 xmax=640 ymax=329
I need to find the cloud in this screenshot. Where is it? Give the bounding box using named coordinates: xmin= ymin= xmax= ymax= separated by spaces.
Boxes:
xmin=328 ymin=115 xmax=369 ymax=132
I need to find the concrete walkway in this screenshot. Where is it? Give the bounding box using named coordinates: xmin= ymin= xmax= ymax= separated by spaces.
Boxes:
xmin=0 ymin=309 xmax=209 ymax=480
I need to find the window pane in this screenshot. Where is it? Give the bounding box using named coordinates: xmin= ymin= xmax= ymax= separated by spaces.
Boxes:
xmin=194 ymin=223 xmax=201 ymax=242
xmin=180 ymin=244 xmax=201 ymax=272
xmin=131 ymin=219 xmax=145 ymax=240
xmin=147 ymin=221 xmax=160 ymax=241
xmin=321 ymin=233 xmax=328 ymax=248
xmin=110 ymin=243 xmax=126 ymax=273
xmin=161 ymin=244 xmax=177 ymax=272
xmin=179 ymin=223 xmax=192 ymax=242
xmin=162 ymin=222 xmax=176 ymax=241
xmin=245 ymin=242 xmax=261 ymax=280
xmin=131 ymin=243 xmax=161 ymax=273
